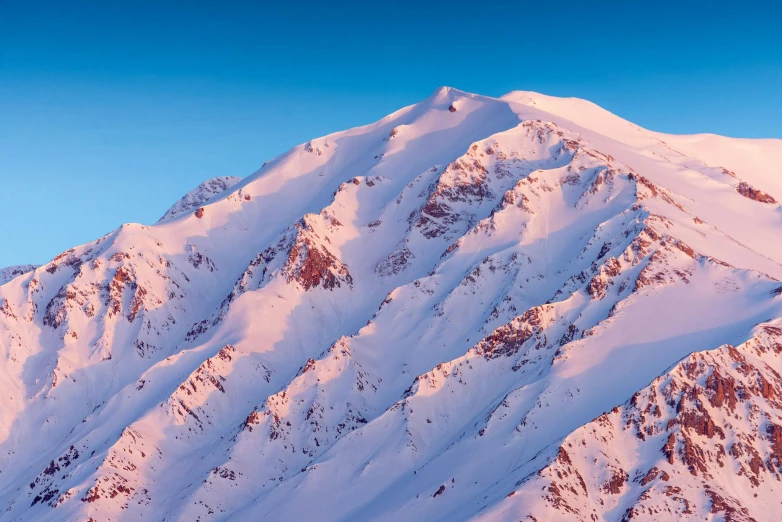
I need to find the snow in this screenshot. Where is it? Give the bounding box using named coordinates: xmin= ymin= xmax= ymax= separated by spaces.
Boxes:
xmin=157 ymin=175 xmax=242 ymax=222
xmin=1 ymin=87 xmax=781 ymax=521
xmin=0 ymin=264 xmax=38 ymax=285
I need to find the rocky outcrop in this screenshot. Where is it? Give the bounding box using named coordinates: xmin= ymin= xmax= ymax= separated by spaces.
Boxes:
xmin=494 ymin=323 xmax=782 ymax=521
xmin=736 ymin=182 xmax=777 ymax=204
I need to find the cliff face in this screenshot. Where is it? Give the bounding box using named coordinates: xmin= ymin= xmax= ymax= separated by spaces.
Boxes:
xmin=2 ymin=87 xmax=782 ymax=522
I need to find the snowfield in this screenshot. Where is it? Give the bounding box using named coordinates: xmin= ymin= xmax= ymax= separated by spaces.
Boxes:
xmin=1 ymin=87 xmax=781 ymax=522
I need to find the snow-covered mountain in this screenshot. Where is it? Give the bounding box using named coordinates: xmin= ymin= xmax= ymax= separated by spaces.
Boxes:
xmin=157 ymin=176 xmax=242 ymax=222
xmin=0 ymin=265 xmax=38 ymax=286
xmin=2 ymin=87 xmax=781 ymax=522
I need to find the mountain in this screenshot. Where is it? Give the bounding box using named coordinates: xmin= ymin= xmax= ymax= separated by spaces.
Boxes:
xmin=157 ymin=176 xmax=242 ymax=222
xmin=0 ymin=265 xmax=38 ymax=285
xmin=1 ymin=87 xmax=781 ymax=522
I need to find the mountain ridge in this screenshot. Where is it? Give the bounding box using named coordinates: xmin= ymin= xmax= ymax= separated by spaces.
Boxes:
xmin=1 ymin=87 xmax=781 ymax=521
xmin=0 ymin=265 xmax=38 ymax=286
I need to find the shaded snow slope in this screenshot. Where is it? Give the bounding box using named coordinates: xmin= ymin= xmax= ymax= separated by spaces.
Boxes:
xmin=1 ymin=87 xmax=781 ymax=522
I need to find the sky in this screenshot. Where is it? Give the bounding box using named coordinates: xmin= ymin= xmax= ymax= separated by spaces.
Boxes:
xmin=1 ymin=0 xmax=780 ymax=268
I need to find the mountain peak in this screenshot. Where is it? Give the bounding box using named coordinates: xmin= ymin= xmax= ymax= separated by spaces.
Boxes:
xmin=2 ymin=89 xmax=782 ymax=522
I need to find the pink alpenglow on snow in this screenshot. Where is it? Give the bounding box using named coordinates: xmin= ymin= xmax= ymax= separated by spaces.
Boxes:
xmin=2 ymin=87 xmax=782 ymax=522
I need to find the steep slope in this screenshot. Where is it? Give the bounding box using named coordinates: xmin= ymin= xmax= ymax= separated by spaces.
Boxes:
xmin=475 ymin=321 xmax=782 ymax=522
xmin=0 ymin=87 xmax=781 ymax=522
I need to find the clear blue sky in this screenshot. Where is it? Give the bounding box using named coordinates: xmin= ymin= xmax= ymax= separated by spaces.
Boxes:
xmin=1 ymin=0 xmax=780 ymax=268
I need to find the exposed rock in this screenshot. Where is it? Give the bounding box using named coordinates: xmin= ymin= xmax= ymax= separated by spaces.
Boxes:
xmin=736 ymin=181 xmax=776 ymax=204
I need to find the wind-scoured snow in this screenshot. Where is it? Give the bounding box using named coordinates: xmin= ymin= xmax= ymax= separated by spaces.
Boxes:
xmin=1 ymin=87 xmax=781 ymax=522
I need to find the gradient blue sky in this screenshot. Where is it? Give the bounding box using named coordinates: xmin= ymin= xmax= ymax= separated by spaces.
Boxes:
xmin=1 ymin=1 xmax=780 ymax=268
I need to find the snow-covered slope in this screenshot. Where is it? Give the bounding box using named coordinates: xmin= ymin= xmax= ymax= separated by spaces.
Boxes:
xmin=0 ymin=265 xmax=38 ymax=285
xmin=157 ymin=176 xmax=242 ymax=222
xmin=1 ymin=87 xmax=781 ymax=522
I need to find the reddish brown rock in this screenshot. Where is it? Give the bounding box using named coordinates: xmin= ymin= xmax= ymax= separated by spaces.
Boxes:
xmin=736 ymin=182 xmax=776 ymax=204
